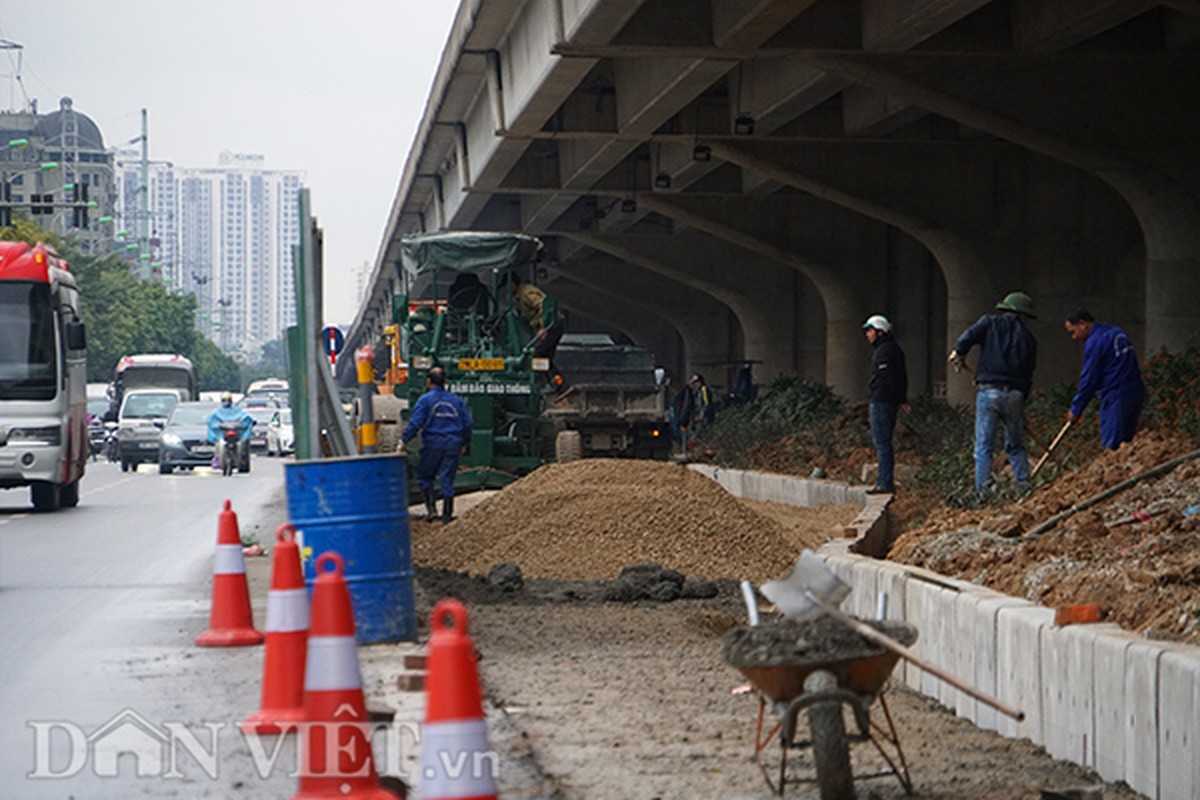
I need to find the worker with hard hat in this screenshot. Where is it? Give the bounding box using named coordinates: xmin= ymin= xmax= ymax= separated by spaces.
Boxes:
xmin=949 ymin=291 xmax=1039 ymax=496
xmin=862 ymin=315 xmax=908 ymax=495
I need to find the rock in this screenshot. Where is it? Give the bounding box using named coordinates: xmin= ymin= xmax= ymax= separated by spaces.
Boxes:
xmin=487 ymin=562 xmax=524 ymax=592
xmin=647 ymin=581 xmax=681 ymax=602
xmin=680 ymin=578 xmax=720 ymax=599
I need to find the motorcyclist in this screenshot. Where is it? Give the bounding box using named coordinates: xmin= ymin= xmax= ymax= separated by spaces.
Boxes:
xmin=207 ymin=392 xmax=253 ymax=468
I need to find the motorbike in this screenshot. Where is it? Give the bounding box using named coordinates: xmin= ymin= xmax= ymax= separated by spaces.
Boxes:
xmin=88 ymin=419 xmax=106 ymax=461
xmin=218 ymin=421 xmax=244 ymax=477
xmin=102 ymin=422 xmax=120 ymax=463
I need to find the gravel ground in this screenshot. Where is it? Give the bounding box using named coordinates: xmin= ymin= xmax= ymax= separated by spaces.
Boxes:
xmin=405 ymin=460 xmax=1145 ymax=799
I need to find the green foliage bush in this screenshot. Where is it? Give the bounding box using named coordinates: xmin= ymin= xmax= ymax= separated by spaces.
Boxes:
xmin=2 ymin=223 xmax=242 ymax=390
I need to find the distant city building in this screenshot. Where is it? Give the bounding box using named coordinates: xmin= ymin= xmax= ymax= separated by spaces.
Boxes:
xmin=354 ymin=260 xmax=371 ymax=310
xmin=0 ymin=97 xmax=116 ymax=256
xmin=115 ymin=151 xmax=305 ymax=353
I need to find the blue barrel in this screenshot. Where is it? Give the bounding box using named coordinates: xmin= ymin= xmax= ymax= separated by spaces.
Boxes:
xmin=285 ymin=454 xmax=416 ymax=643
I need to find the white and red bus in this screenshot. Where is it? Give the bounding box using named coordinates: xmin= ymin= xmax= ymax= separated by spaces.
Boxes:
xmin=113 ymin=353 xmax=198 ymax=403
xmin=0 ymin=241 xmax=88 ymax=511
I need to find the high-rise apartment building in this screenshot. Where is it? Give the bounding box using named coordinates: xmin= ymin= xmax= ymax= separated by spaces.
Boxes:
xmin=116 ymin=151 xmax=305 ymax=353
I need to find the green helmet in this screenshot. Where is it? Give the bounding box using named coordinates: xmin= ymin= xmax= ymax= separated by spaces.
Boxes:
xmin=996 ymin=291 xmax=1036 ymax=319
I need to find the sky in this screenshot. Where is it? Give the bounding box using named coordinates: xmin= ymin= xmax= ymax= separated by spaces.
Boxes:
xmin=0 ymin=1 xmax=459 ymax=326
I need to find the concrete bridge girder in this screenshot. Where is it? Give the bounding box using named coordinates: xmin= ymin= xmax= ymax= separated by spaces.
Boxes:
xmin=796 ymin=49 xmax=1200 ymax=353
xmin=707 ymin=138 xmax=1148 ymax=400
xmin=519 ymin=0 xmax=815 ymax=232
xmin=629 ymin=193 xmax=868 ymax=397
xmin=544 ymin=273 xmax=685 ymax=372
xmin=548 ymin=254 xmax=736 ymax=378
xmin=567 ymin=231 xmax=798 ymax=382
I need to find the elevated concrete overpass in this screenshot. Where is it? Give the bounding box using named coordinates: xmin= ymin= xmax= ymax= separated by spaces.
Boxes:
xmin=345 ymin=0 xmax=1200 ymax=405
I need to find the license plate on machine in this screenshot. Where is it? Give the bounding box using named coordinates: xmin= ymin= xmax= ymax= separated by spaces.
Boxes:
xmin=193 ymin=446 xmax=214 ymax=455
xmin=458 ymin=357 xmax=505 ymax=371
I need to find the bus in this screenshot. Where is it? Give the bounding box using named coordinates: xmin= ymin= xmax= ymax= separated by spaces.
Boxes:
xmin=113 ymin=353 xmax=198 ymax=403
xmin=0 ymin=241 xmax=88 ymax=511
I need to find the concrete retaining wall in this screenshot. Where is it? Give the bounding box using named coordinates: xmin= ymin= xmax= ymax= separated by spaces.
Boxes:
xmin=693 ymin=464 xmax=1200 ymax=800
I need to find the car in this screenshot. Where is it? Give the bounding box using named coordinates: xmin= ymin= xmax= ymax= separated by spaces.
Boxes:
xmin=245 ymin=407 xmax=276 ymax=452
xmin=265 ymin=408 xmax=294 ymax=456
xmin=157 ymin=402 xmax=220 ymax=474
xmin=116 ymin=390 xmax=179 ymax=472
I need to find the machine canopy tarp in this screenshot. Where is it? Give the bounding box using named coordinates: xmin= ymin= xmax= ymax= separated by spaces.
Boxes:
xmin=400 ymin=231 xmax=542 ymax=277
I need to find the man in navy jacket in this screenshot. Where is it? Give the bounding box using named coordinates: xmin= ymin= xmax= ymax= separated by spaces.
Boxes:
xmin=863 ymin=315 xmax=907 ymax=494
xmin=950 ymin=291 xmax=1038 ymax=493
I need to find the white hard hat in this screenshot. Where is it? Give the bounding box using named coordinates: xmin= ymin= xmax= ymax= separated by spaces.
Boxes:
xmin=862 ymin=314 xmax=892 ymax=333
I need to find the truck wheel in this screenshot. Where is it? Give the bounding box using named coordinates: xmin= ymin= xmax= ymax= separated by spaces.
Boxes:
xmin=60 ymin=480 xmax=80 ymax=508
xmin=555 ymin=430 xmax=582 ymax=463
xmin=159 ymin=463 xmax=173 ymax=475
xmin=31 ymin=482 xmax=62 ymax=512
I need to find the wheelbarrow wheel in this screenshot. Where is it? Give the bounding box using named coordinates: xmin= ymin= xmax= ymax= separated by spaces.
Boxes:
xmin=805 ymin=670 xmax=855 ymax=800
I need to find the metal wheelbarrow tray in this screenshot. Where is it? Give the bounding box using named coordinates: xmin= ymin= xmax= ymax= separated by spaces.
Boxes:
xmin=723 ymin=615 xmax=919 ymax=798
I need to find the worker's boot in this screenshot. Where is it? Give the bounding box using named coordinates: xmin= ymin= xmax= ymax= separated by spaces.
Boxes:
xmin=441 ymin=495 xmax=454 ymax=525
xmin=422 ymin=488 xmax=437 ymax=522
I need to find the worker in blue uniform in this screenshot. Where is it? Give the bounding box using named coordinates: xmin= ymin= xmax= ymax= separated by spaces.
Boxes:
xmin=1064 ymin=308 xmax=1144 ymax=450
xmin=402 ymin=366 xmax=474 ymax=524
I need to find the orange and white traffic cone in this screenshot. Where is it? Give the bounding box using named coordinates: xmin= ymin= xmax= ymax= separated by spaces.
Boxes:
xmin=419 ymin=598 xmax=498 ymax=800
xmin=291 ymin=552 xmax=394 ymax=799
xmin=242 ymin=524 xmax=309 ymax=735
xmin=196 ymin=500 xmax=264 ymax=647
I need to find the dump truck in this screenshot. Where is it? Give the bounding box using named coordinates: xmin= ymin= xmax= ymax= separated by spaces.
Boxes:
xmin=545 ymin=333 xmax=670 ymax=462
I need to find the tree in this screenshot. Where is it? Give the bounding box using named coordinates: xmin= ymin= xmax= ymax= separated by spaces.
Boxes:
xmin=1 ymin=221 xmax=240 ymax=387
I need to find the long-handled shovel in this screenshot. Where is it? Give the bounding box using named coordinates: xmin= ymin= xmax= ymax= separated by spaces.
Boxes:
xmin=1030 ymin=419 xmax=1073 ymax=481
xmin=761 ymin=552 xmax=1026 ymax=722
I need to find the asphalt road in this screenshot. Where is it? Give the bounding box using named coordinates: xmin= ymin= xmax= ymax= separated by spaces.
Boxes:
xmin=0 ymin=454 xmax=301 ymax=797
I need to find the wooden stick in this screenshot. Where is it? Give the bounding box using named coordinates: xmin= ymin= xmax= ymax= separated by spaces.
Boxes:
xmin=1030 ymin=419 xmax=1072 ymax=480
xmin=805 ymin=590 xmax=1026 ymax=721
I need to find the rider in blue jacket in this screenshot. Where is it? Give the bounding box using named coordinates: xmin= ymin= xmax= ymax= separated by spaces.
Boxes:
xmin=1064 ymin=308 xmax=1144 ymax=450
xmin=207 ymin=393 xmax=253 ymax=466
xmin=402 ymin=366 xmax=473 ymax=524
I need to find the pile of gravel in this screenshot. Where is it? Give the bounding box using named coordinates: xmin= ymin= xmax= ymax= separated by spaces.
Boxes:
xmin=412 ymin=459 xmax=811 ymax=583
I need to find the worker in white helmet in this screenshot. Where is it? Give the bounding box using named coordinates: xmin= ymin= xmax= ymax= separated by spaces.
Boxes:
xmin=862 ymin=314 xmax=908 ymax=494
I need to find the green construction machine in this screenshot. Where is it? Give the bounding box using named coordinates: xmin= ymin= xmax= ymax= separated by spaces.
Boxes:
xmin=392 ymin=230 xmax=671 ymax=493
xmin=394 ymin=231 xmax=559 ymax=491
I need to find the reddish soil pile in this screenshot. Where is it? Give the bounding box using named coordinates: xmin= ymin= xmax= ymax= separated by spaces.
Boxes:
xmin=889 ymin=430 xmax=1200 ymax=643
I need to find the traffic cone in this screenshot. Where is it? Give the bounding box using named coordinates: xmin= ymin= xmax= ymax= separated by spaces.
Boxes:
xmin=242 ymin=524 xmax=309 ymax=735
xmin=196 ymin=500 xmax=264 ymax=647
xmin=292 ymin=552 xmax=394 ymax=799
xmin=419 ymin=598 xmax=498 ymax=800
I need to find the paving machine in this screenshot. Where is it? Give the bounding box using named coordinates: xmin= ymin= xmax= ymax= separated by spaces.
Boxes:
xmin=394 ymin=231 xmax=560 ymax=491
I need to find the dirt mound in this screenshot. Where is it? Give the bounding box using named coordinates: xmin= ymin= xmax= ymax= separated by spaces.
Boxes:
xmin=889 ymin=430 xmax=1200 ymax=643
xmin=412 ymin=459 xmax=851 ymax=583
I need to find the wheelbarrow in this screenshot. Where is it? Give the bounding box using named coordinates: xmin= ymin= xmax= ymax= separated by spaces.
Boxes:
xmin=723 ymin=615 xmax=918 ymax=798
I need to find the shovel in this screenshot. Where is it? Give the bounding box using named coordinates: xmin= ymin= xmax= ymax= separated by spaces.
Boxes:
xmin=1029 ymin=418 xmax=1073 ymax=481
xmin=761 ymin=551 xmax=1025 ymax=721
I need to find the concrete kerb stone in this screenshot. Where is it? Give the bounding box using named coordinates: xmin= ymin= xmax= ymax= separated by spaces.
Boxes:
xmin=1159 ymin=648 xmax=1200 ymax=800
xmin=686 ymin=464 xmax=888 ymax=552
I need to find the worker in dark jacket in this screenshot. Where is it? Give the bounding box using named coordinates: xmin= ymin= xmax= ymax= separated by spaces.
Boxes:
xmin=402 ymin=366 xmax=473 ymax=524
xmin=863 ymin=315 xmax=908 ymax=494
xmin=1064 ymin=308 xmax=1144 ymax=450
xmin=950 ymin=291 xmax=1038 ymax=493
